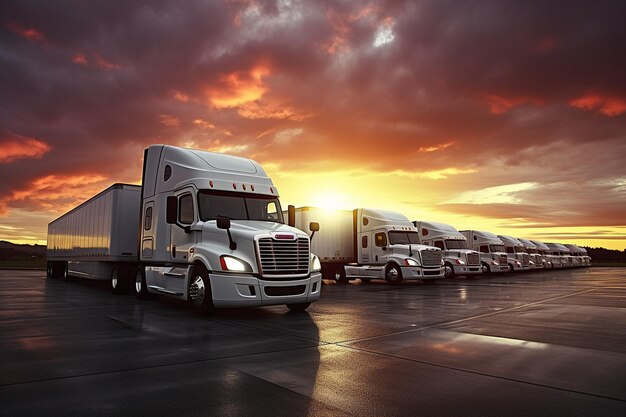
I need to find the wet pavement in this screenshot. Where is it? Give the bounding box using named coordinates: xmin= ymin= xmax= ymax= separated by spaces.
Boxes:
xmin=0 ymin=268 xmax=625 ymax=416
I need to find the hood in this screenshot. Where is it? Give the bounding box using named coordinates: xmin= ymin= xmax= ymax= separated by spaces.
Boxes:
xmin=389 ymin=243 xmax=437 ymax=257
xmin=204 ymin=220 xmax=308 ymax=241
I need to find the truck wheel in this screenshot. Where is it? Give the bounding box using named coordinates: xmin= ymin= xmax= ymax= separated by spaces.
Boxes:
xmin=287 ymin=302 xmax=311 ymax=312
xmin=47 ymin=262 xmax=54 ymax=279
xmin=134 ymin=268 xmax=151 ymax=300
xmin=188 ymin=266 xmax=214 ymax=315
xmin=334 ymin=266 xmax=349 ymax=284
xmin=361 ymin=278 xmax=371 ymax=283
xmin=444 ymin=263 xmax=454 ymax=278
xmin=385 ymin=264 xmax=403 ymax=285
xmin=60 ymin=262 xmax=72 ymax=282
xmin=482 ymin=262 xmax=491 ymax=274
xmin=508 ymin=263 xmax=514 ymax=272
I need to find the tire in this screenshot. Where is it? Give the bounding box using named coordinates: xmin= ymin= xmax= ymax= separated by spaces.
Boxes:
xmin=444 ymin=263 xmax=455 ymax=278
xmin=287 ymin=302 xmax=311 ymax=312
xmin=482 ymin=262 xmax=491 ymax=274
xmin=508 ymin=263 xmax=514 ymax=272
xmin=46 ymin=261 xmax=54 ymax=279
xmin=134 ymin=267 xmax=151 ymax=300
xmin=188 ymin=265 xmax=214 ymax=315
xmin=385 ymin=264 xmax=403 ymax=285
xmin=60 ymin=262 xmax=72 ymax=282
xmin=361 ymin=278 xmax=371 ymax=283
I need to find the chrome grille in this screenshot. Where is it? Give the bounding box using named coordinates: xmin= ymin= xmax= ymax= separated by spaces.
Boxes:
xmin=499 ymin=255 xmax=508 ymax=266
xmin=257 ymin=237 xmax=309 ymax=276
xmin=522 ymin=253 xmax=530 ymax=266
xmin=467 ymin=253 xmax=480 ymax=265
xmin=420 ymin=250 xmax=442 ymax=267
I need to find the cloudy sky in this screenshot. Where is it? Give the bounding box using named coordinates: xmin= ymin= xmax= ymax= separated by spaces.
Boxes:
xmin=1 ymin=0 xmax=625 ymax=249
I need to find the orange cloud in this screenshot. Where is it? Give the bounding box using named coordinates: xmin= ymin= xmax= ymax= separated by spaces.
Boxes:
xmin=481 ymin=94 xmax=542 ymax=114
xmin=569 ymin=94 xmax=626 ymax=116
xmin=72 ymin=53 xmax=88 ymax=65
xmin=0 ymin=135 xmax=51 ymax=163
xmin=6 ymin=22 xmax=46 ymax=43
xmin=93 ymin=53 xmax=121 ymax=70
xmin=193 ymin=119 xmax=216 ymax=129
xmin=159 ymin=114 xmax=181 ymax=128
xmin=1 ymin=173 xmax=109 ymax=216
xmin=208 ymin=64 xmax=270 ymax=108
xmin=237 ymin=101 xmax=314 ymax=121
xmin=418 ymin=142 xmax=455 ymax=153
xmin=173 ymin=90 xmax=190 ymax=102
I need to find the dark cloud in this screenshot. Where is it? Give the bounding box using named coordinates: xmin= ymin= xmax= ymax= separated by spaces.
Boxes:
xmin=0 ymin=0 xmax=625 ymax=240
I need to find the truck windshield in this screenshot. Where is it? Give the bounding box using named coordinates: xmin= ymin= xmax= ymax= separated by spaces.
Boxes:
xmin=514 ymin=246 xmax=526 ymax=253
xmin=198 ymin=190 xmax=284 ymax=223
xmin=445 ymin=239 xmax=468 ymax=249
xmin=388 ymin=231 xmax=420 ymax=245
xmin=489 ymin=244 xmax=505 ymax=253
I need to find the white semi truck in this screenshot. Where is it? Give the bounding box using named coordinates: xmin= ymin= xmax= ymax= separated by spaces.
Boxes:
xmin=497 ymin=235 xmax=531 ymax=271
xmin=412 ymin=221 xmax=482 ymax=278
xmin=545 ymin=243 xmax=573 ymax=268
xmin=528 ymin=240 xmax=552 ymax=268
xmin=564 ymin=244 xmax=589 ymax=267
xmin=459 ymin=230 xmax=510 ymax=273
xmin=517 ymin=238 xmax=543 ymax=269
xmin=47 ymin=145 xmax=322 ymax=313
xmin=289 ymin=207 xmax=444 ymax=284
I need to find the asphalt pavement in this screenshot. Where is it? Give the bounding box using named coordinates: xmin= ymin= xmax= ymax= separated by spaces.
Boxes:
xmin=0 ymin=267 xmax=625 ymax=416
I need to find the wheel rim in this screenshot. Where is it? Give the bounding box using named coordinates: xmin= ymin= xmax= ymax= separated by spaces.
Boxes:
xmin=189 ymin=275 xmax=205 ymax=307
xmin=387 ymin=267 xmax=399 ymax=282
xmin=444 ymin=265 xmax=453 ymax=278
xmin=135 ymin=273 xmax=142 ymax=293
xmin=112 ymin=270 xmax=118 ymax=289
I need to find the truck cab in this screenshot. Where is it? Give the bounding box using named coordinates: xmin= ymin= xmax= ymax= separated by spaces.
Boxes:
xmin=564 ymin=244 xmax=586 ymax=267
xmin=413 ymin=221 xmax=482 ymax=278
xmin=529 ymin=240 xmax=552 ymax=269
xmin=459 ymin=230 xmax=509 ymax=273
xmin=517 ymin=238 xmax=542 ymax=269
xmin=546 ymin=243 xmax=573 ymax=268
xmin=344 ymin=209 xmax=444 ymax=283
xmin=138 ymin=145 xmax=322 ymax=312
xmin=497 ymin=235 xmax=531 ymax=271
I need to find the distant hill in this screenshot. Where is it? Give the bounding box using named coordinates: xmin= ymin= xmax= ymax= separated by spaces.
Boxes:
xmin=0 ymin=241 xmax=46 ymax=260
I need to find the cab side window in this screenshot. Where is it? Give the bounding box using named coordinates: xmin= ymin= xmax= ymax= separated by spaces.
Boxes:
xmin=434 ymin=240 xmax=444 ymax=250
xmin=480 ymin=245 xmax=489 ymax=252
xmin=179 ymin=194 xmax=194 ymax=224
xmin=375 ymin=232 xmax=387 ymax=247
xmin=144 ymin=207 xmax=153 ymax=230
xmin=362 ymin=236 xmax=368 ymax=248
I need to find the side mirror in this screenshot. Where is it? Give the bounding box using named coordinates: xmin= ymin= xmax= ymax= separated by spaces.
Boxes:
xmin=382 ymin=246 xmax=387 ymax=251
xmin=216 ymin=217 xmax=231 ymax=230
xmin=309 ymin=221 xmax=319 ymax=243
xmin=288 ymin=205 xmax=296 ymax=227
xmin=166 ymin=196 xmax=177 ymax=224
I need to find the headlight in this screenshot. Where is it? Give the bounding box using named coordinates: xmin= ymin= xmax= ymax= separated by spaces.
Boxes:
xmin=404 ymin=258 xmax=420 ymax=266
xmin=220 ymin=255 xmax=252 ymax=272
xmin=515 ymin=261 xmax=521 ymax=266
xmin=441 ymin=258 xmax=445 ymax=266
xmin=311 ymin=255 xmax=321 ymax=272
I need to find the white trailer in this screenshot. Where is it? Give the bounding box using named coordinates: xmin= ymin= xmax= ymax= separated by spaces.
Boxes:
xmin=47 ymin=144 xmax=322 ymax=314
xmin=497 ymin=235 xmax=531 ymax=271
xmin=459 ymin=230 xmax=509 ymax=273
xmin=412 ymin=221 xmax=482 ymax=278
xmin=47 ymin=184 xmax=141 ymax=288
xmin=290 ymin=207 xmax=444 ymax=284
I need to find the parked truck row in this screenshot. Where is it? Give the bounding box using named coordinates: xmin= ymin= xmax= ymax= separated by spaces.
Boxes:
xmin=46 ymin=145 xmax=591 ymax=314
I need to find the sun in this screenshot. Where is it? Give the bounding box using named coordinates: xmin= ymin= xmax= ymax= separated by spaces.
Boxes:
xmin=312 ymin=191 xmax=351 ymax=211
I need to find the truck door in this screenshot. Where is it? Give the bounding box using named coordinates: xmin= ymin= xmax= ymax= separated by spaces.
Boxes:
xmin=170 ymin=188 xmax=197 ymax=263
xmin=372 ymin=231 xmax=389 ymax=265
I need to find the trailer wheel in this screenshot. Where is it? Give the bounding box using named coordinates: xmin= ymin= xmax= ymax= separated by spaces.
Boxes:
xmin=60 ymin=262 xmax=72 ymax=282
xmin=287 ymin=302 xmax=311 ymax=312
xmin=188 ymin=265 xmax=214 ymax=315
xmin=444 ymin=263 xmax=455 ymax=278
xmin=385 ymin=264 xmax=403 ymax=285
xmin=47 ymin=262 xmax=54 ymax=279
xmin=134 ymin=268 xmax=151 ymax=300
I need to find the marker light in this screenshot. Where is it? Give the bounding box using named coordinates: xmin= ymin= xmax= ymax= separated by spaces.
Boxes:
xmin=220 ymin=255 xmax=252 ymax=272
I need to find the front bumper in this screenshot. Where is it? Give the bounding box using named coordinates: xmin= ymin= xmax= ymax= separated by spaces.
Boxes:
xmin=209 ymin=271 xmax=322 ymax=308
xmin=401 ymin=266 xmax=444 ymax=280
xmin=452 ymin=264 xmax=482 ymax=275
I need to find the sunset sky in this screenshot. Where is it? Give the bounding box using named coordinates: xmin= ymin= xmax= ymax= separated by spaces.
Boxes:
xmin=1 ymin=0 xmax=625 ymax=249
